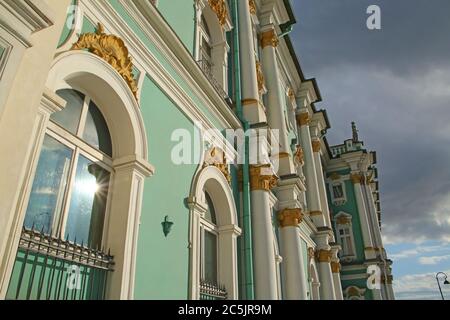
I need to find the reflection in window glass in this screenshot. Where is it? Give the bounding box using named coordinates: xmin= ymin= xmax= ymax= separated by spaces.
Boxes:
xmin=52 ymin=89 xmax=85 ymax=134
xmin=204 ymin=192 xmax=217 ymax=225
xmin=204 ymin=231 xmax=218 ymax=283
xmin=333 ymin=184 xmax=344 ymax=199
xmin=64 ymin=155 xmax=110 ymax=248
xmin=83 ymin=101 xmax=112 ymax=156
xmin=24 ymin=135 xmax=73 ymax=234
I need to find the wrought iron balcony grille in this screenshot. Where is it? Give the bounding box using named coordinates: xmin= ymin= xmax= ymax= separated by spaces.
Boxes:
xmin=199 ymin=280 xmax=228 ymax=300
xmin=7 ymin=227 xmax=114 ymax=300
xmin=197 ymin=60 xmax=233 ymax=107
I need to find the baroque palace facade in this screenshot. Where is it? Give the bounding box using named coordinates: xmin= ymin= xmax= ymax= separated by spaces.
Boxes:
xmin=0 ymin=0 xmax=394 ymax=300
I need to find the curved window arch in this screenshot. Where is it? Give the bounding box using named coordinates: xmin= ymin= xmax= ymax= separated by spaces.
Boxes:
xmin=23 ymin=88 xmax=113 ymax=249
xmin=190 ymin=164 xmax=241 ymax=300
xmin=201 ymin=192 xmax=219 ymax=284
xmin=195 ymin=1 xmax=231 ymax=94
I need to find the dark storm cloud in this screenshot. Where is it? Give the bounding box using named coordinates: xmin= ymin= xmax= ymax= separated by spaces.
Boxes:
xmin=293 ymin=0 xmax=450 ymax=77
xmin=292 ymin=0 xmax=450 ymax=242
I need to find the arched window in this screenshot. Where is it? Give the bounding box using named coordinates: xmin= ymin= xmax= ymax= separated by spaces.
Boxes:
xmin=334 ymin=212 xmax=356 ymax=260
xmin=195 ymin=1 xmax=231 ymax=96
xmin=23 ymin=88 xmax=112 ymax=249
xmin=200 ymin=15 xmax=213 ymax=71
xmin=201 ymin=192 xmax=219 ymax=284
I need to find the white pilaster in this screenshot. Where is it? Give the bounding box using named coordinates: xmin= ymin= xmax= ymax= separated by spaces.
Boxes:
xmin=351 ymin=173 xmax=376 ymax=259
xmin=260 ymin=26 xmax=294 ymax=176
xmin=278 ymin=208 xmax=308 ymax=300
xmin=238 ymin=0 xmax=266 ymax=123
xmin=330 ymin=245 xmax=344 ymax=300
xmin=297 ymin=108 xmax=326 ymax=228
xmin=314 ymin=231 xmax=336 ymax=300
xmin=250 ymin=165 xmax=278 ymax=300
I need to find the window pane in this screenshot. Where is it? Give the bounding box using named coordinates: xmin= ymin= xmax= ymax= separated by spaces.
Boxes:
xmin=333 ymin=185 xmax=343 ymax=198
xmin=204 ymin=231 xmax=218 ymax=283
xmin=52 ymin=89 xmax=85 ymax=134
xmin=65 ymin=155 xmax=110 ymax=248
xmin=204 ymin=192 xmax=217 ymax=225
xmin=83 ymin=101 xmax=112 ymax=156
xmin=24 ymin=135 xmax=73 ymax=234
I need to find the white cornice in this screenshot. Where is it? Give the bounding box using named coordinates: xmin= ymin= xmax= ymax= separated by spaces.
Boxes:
xmin=80 ymin=0 xmax=241 ymax=133
xmin=0 ymin=0 xmax=54 ymax=47
xmin=125 ymin=0 xmax=241 ymax=130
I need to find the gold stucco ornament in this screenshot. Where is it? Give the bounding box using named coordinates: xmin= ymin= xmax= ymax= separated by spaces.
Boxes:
xmin=208 ymin=0 xmax=228 ymax=27
xmin=71 ymin=23 xmax=138 ymax=100
xmin=255 ymin=61 xmax=266 ymax=94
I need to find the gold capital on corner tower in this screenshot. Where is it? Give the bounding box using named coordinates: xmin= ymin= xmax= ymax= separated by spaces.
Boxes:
xmin=277 ymin=208 xmax=304 ymax=228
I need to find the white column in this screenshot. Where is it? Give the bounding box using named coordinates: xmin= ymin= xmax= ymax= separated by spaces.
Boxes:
xmin=297 ymin=110 xmax=326 ymax=227
xmin=238 ymin=0 xmax=265 ymax=124
xmin=250 ymin=165 xmax=278 ymax=300
xmin=218 ymin=225 xmax=242 ymax=300
xmin=278 ymin=208 xmax=308 ymax=300
xmin=351 ymin=173 xmax=376 ymax=259
xmin=311 ymin=137 xmax=333 ymax=229
xmin=317 ymin=250 xmax=336 ymax=300
xmin=260 ymin=26 xmax=294 ymax=176
xmin=314 ymin=232 xmax=336 ymax=300
xmin=330 ymin=246 xmax=344 ymax=300
xmin=363 ymin=181 xmax=384 ymax=251
xmin=106 ymin=157 xmax=154 ymax=300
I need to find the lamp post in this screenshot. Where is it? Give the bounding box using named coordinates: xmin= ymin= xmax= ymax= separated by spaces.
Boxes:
xmin=435 ymin=272 xmax=450 ymax=300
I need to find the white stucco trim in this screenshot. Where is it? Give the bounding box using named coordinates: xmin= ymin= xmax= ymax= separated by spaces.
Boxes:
xmin=2 ymin=51 xmax=155 ymax=300
xmin=188 ymin=165 xmax=241 ymax=300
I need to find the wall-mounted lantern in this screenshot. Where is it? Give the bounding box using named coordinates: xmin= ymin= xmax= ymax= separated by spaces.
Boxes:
xmin=161 ymin=215 xmax=174 ymax=237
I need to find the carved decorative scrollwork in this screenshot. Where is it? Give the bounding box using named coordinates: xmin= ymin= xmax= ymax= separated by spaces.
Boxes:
xmin=71 ymin=23 xmax=138 ymax=100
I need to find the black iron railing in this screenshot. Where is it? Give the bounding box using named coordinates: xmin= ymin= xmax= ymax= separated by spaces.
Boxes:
xmin=7 ymin=227 xmax=114 ymax=300
xmin=197 ymin=60 xmax=233 ymax=107
xmin=200 ymin=280 xmax=228 ymax=300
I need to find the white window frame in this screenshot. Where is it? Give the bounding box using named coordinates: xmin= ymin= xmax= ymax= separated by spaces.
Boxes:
xmin=329 ymin=180 xmax=347 ymax=206
xmin=334 ymin=212 xmax=357 ymax=261
xmin=33 ymin=89 xmax=114 ymax=247
xmin=199 ymin=215 xmax=220 ymax=284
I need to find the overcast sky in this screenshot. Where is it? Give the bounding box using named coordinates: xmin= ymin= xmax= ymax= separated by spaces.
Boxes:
xmin=292 ymin=0 xmax=450 ymax=299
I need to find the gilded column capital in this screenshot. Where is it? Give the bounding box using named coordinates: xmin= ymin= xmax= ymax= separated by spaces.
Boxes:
xmin=260 ymin=29 xmax=279 ymax=49
xmin=249 ymin=165 xmax=279 ymax=191
xmin=208 ymin=0 xmax=228 ymax=26
xmin=277 ymin=208 xmax=304 ymax=228
xmin=296 ymin=112 xmax=311 ymax=126
xmin=249 ymin=0 xmax=257 ymax=15
xmin=316 ymin=249 xmax=333 ymax=263
xmin=331 ymin=261 xmax=341 ymax=273
xmin=312 ymin=140 xmax=321 ymax=153
xmin=294 ymin=146 xmax=304 ymax=165
xmin=308 ymin=248 xmax=316 ymax=261
xmin=255 ymin=61 xmax=266 ymax=93
xmin=350 ymin=173 xmax=364 ymax=185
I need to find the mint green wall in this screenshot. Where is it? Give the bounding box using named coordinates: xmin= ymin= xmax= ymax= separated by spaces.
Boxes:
xmin=327 ymin=171 xmax=366 ymax=263
xmin=108 ymin=0 xmax=226 ymax=130
xmin=134 ymin=75 xmax=199 ymax=299
xmin=157 ymin=1 xmax=196 ymax=53
xmin=57 ymin=0 xmax=76 ymax=47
